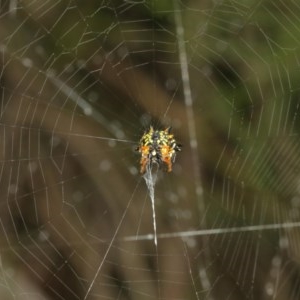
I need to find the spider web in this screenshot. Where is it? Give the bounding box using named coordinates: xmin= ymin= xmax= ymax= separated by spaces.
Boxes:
xmin=1 ymin=0 xmax=300 ymax=299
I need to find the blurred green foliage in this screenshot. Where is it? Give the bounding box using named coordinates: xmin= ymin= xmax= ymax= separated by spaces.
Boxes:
xmin=1 ymin=0 xmax=300 ymax=299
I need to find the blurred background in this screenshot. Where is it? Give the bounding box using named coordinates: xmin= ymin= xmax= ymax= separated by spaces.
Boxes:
xmin=1 ymin=0 xmax=300 ymax=299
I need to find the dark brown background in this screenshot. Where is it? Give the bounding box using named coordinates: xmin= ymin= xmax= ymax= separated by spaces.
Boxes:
xmin=1 ymin=1 xmax=300 ymax=299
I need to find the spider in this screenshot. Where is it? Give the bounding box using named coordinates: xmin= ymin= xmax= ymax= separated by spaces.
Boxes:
xmin=136 ymin=126 xmax=182 ymax=173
